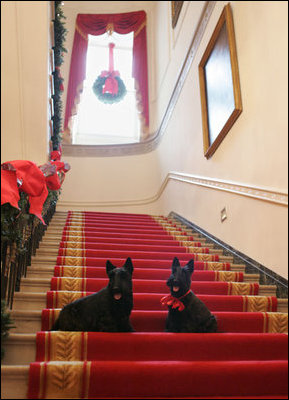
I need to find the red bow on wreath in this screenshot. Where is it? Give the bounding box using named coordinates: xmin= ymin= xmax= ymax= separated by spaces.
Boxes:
xmin=100 ymin=71 xmax=120 ymax=95
xmin=101 ymin=43 xmax=120 ymax=96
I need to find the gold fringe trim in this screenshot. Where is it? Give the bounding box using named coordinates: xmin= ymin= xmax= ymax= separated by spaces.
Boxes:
xmin=55 ymin=291 xmax=85 ymax=308
xmin=65 ymin=236 xmax=84 ymax=243
xmin=266 ymin=312 xmax=288 ymax=333
xmin=216 ymin=271 xmax=239 ymax=282
xmin=187 ymin=246 xmax=208 ymax=254
xmin=205 ymin=262 xmax=228 ymax=271
xmin=229 ymin=282 xmax=255 ymax=296
xmin=60 ymin=278 xmax=83 ymax=291
xmin=106 ymin=22 xmax=114 ymax=35
xmin=63 ymin=248 xmax=85 ymax=258
xmin=244 ymin=296 xmax=273 ymax=312
xmin=134 ymin=20 xmax=146 ymax=38
xmin=66 ymin=81 xmax=85 ymax=143
xmin=134 ymin=78 xmax=150 ymax=140
xmin=60 ymin=266 xmax=83 ymax=278
xmin=62 ymin=257 xmax=84 ymax=266
xmin=45 ymin=361 xmax=86 ymax=398
xmin=75 ymin=23 xmax=88 ymax=41
xmin=50 ymin=332 xmax=83 ymax=361
xmin=63 ymin=241 xmax=83 ymax=249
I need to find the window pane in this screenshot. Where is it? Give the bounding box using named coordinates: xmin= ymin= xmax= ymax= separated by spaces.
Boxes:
xmin=73 ymin=31 xmax=140 ymax=145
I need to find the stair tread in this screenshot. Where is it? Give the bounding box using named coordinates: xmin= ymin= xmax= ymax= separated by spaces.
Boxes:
xmin=3 ymin=211 xmax=287 ymax=399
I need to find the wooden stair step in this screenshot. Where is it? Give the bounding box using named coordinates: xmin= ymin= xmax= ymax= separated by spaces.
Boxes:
xmin=24 ymin=265 xmax=258 ymax=282
xmin=9 ymin=309 xmax=287 ymax=334
xmin=2 ymin=334 xmax=36 ymax=365
xmin=1 ymin=365 xmax=29 ymax=399
xmin=18 ymin=277 xmax=276 ymax=296
xmin=24 ymin=265 xmax=250 ymax=280
xmin=12 ymin=292 xmax=288 ymax=313
xmin=9 ymin=310 xmax=42 ymax=333
xmin=38 ymin=240 xmax=216 ymax=249
xmin=35 ymin=246 xmax=224 ymax=256
xmin=30 ymin=254 xmax=235 ymax=263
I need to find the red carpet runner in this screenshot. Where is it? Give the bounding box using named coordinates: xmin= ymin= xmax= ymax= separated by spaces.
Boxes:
xmin=28 ymin=211 xmax=288 ymax=398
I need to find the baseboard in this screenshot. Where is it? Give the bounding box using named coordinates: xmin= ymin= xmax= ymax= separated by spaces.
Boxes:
xmin=169 ymin=212 xmax=288 ymax=299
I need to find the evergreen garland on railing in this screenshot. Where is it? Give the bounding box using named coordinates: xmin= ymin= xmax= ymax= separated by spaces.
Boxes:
xmin=51 ymin=0 xmax=67 ymax=150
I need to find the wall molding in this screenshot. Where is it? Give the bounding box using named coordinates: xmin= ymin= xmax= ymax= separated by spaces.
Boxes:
xmin=58 ymin=171 xmax=288 ymax=208
xmin=168 ymin=172 xmax=288 ymax=207
xmin=62 ymin=1 xmax=216 ymax=158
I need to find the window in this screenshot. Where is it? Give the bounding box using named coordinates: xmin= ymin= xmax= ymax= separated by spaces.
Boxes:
xmin=72 ymin=31 xmax=140 ymax=145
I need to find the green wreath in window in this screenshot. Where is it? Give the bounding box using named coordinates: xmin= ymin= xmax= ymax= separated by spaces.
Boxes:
xmin=92 ymin=73 xmax=127 ymax=105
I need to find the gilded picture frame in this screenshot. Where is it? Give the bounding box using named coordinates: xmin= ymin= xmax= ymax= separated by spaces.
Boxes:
xmin=198 ymin=3 xmax=242 ymax=159
xmin=171 ymin=1 xmax=184 ymax=29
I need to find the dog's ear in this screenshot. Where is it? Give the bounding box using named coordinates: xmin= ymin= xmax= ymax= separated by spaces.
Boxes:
xmin=106 ymin=260 xmax=116 ymax=275
xmin=123 ymin=257 xmax=133 ymax=275
xmin=184 ymin=259 xmax=194 ymax=275
xmin=172 ymin=257 xmax=180 ymax=273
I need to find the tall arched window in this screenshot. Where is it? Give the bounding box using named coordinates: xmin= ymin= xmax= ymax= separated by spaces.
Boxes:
xmin=72 ymin=31 xmax=140 ymax=144
xmin=63 ymin=11 xmax=149 ymax=145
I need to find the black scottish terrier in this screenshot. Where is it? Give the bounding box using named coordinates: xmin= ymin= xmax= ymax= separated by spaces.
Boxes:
xmin=161 ymin=257 xmax=218 ymax=333
xmin=51 ymin=257 xmax=134 ymax=332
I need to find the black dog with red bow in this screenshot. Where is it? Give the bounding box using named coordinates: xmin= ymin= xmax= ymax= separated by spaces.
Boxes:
xmin=161 ymin=257 xmax=218 ymax=333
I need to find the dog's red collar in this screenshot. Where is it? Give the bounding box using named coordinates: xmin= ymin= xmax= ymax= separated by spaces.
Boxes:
xmin=160 ymin=289 xmax=191 ymax=311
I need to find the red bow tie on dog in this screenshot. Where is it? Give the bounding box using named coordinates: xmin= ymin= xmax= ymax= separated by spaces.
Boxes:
xmin=160 ymin=290 xmax=191 ymax=311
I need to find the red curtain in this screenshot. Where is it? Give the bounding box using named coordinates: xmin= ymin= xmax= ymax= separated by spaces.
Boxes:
xmin=64 ymin=11 xmax=149 ymax=141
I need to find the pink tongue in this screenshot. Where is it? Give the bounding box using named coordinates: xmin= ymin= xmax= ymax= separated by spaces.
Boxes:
xmin=114 ymin=293 xmax=122 ymax=300
xmin=173 ymin=286 xmax=179 ymax=292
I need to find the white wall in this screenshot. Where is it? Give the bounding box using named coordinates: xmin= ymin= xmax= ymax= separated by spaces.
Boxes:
xmin=1 ymin=1 xmax=50 ymax=165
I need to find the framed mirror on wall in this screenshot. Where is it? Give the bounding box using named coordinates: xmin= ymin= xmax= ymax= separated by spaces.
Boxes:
xmin=198 ymin=3 xmax=242 ymax=159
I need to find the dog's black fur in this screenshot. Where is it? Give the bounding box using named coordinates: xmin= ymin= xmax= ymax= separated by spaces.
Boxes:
xmin=164 ymin=257 xmax=218 ymax=333
xmin=51 ymin=257 xmax=134 ymax=332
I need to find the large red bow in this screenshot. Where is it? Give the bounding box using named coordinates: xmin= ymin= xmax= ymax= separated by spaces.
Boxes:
xmin=100 ymin=71 xmax=120 ymax=95
xmin=1 ymin=160 xmax=49 ymax=224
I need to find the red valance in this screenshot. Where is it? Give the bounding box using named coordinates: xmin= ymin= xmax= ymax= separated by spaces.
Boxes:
xmin=64 ymin=11 xmax=149 ymax=142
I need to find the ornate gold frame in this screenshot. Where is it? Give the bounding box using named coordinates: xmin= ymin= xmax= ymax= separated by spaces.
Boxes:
xmin=171 ymin=1 xmax=184 ymax=29
xmin=198 ymin=3 xmax=242 ymax=159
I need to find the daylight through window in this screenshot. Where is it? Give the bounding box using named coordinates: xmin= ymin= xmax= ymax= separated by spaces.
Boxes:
xmin=72 ymin=32 xmax=140 ymax=145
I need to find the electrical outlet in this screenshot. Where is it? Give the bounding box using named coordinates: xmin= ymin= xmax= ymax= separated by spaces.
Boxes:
xmin=221 ymin=207 xmax=227 ymax=222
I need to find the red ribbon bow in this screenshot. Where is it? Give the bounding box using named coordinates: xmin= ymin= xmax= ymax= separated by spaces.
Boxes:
xmin=100 ymin=71 xmax=120 ymax=95
xmin=160 ymin=290 xmax=191 ymax=311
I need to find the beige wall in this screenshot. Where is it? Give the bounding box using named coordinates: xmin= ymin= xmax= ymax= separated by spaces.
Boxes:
xmin=156 ymin=1 xmax=288 ymax=278
xmin=58 ymin=1 xmax=288 ymax=278
xmin=1 ymin=1 xmax=50 ymax=165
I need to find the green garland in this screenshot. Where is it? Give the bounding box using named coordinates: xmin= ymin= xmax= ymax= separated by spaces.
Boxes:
xmin=92 ymin=75 xmax=127 ymax=104
xmin=51 ymin=1 xmax=67 ymax=150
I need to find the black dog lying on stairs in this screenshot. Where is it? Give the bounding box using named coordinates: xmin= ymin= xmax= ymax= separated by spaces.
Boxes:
xmin=161 ymin=257 xmax=218 ymax=333
xmin=51 ymin=257 xmax=135 ymax=332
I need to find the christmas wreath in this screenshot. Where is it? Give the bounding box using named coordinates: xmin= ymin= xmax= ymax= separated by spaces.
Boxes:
xmin=92 ymin=73 xmax=127 ymax=104
xmin=92 ymin=42 xmax=127 ymax=104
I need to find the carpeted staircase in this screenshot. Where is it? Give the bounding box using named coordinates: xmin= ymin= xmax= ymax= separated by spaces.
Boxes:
xmin=1 ymin=211 xmax=288 ymax=399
